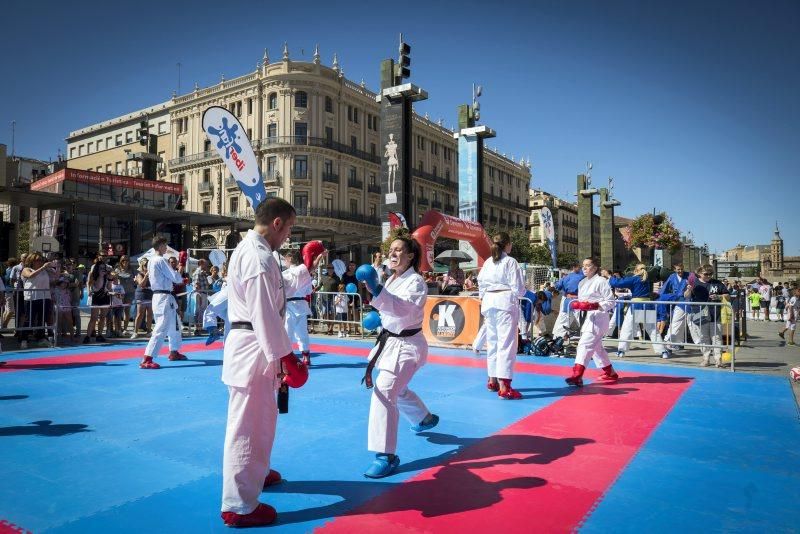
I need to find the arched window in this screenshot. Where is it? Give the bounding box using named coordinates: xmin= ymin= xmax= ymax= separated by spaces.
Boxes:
xmin=295 ymin=91 xmax=308 ymax=108
xmin=268 ymin=92 xmax=277 ymax=110
xmin=325 ymin=96 xmax=333 ymax=113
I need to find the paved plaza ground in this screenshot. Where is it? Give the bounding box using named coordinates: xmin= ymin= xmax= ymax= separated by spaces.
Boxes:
xmin=0 ymin=319 xmax=798 ymax=532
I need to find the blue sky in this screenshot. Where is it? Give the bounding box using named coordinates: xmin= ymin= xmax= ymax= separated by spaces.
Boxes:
xmin=2 ymin=0 xmax=798 ymax=256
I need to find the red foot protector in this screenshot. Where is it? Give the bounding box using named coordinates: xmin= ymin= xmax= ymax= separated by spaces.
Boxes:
xmin=318 ymin=372 xmax=691 ymax=533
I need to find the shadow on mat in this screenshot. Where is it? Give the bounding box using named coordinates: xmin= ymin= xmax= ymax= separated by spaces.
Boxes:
xmin=612 ymin=375 xmax=693 ymax=384
xmin=306 ymin=362 xmax=367 ymax=370
xmin=2 ymin=362 xmax=126 ymax=371
xmin=0 ymin=419 xmax=90 ymax=437
xmin=272 ymin=431 xmax=590 ymax=524
xmin=515 ymin=385 xmax=639 ymax=397
xmin=158 ymin=358 xmax=222 ymax=368
xmin=0 ymin=395 xmax=29 ymax=401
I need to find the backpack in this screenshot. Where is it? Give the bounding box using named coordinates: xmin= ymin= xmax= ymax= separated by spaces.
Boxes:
xmin=531 ymin=336 xmax=552 ymax=356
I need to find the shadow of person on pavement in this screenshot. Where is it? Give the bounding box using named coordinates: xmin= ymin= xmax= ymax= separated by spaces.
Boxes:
xmin=0 ymin=419 xmax=90 ymax=437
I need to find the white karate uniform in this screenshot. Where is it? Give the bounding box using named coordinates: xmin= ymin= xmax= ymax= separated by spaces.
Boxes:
xmin=202 ymin=284 xmax=229 ymax=342
xmin=477 ymin=253 xmax=527 ymax=380
xmin=144 ymin=254 xmax=183 ymax=358
xmin=666 ymin=306 xmax=702 ymax=349
xmin=283 ymin=264 xmax=313 ymax=353
xmin=221 ymin=230 xmax=293 ymax=515
xmin=552 ymin=298 xmax=579 ymax=339
xmin=574 ymin=274 xmax=614 ymax=368
xmin=367 ymin=268 xmax=431 ymax=455
xmin=617 ymin=302 xmax=664 ymax=354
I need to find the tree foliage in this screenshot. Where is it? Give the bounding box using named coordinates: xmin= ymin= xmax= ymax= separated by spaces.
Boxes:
xmin=627 ymin=212 xmax=682 ymax=253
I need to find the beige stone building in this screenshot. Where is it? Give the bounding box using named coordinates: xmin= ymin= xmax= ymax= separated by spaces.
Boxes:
xmin=717 ymin=226 xmax=800 ymax=282
xmin=529 ymin=189 xmax=599 ymax=260
xmin=62 ymin=46 xmax=530 ymax=259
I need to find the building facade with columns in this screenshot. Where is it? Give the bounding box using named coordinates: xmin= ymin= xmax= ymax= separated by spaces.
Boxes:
xmin=64 ymin=45 xmax=530 ymax=260
xmin=529 ymin=189 xmax=599 ymax=260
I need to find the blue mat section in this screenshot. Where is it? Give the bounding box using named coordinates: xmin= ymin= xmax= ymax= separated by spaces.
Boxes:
xmin=1 ymin=338 xmax=798 ymax=532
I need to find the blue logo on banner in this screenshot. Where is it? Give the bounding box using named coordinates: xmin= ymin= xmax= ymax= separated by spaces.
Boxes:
xmin=206 ymin=118 xmax=242 ymax=159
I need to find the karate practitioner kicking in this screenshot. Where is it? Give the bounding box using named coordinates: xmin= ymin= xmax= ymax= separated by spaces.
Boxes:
xmin=282 ymin=242 xmax=327 ymax=365
xmin=477 ymin=232 xmax=527 ymax=398
xmin=565 ymin=257 xmax=620 ymax=387
xmin=139 ymin=236 xmax=187 ymax=369
xmin=220 ymin=198 xmax=309 ymax=527
xmin=356 ymin=233 xmax=439 ymax=479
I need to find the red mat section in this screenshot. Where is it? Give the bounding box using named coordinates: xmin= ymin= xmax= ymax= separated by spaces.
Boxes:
xmin=317 ymin=372 xmax=692 ymax=534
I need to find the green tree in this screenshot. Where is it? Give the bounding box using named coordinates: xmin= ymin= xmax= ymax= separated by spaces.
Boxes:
xmin=16 ymin=219 xmax=30 ymax=256
xmin=729 ymin=266 xmax=741 ymax=278
xmin=485 ymin=225 xmax=535 ymax=264
xmin=557 ymin=252 xmax=579 ymax=269
xmin=743 ymin=266 xmax=758 ymax=278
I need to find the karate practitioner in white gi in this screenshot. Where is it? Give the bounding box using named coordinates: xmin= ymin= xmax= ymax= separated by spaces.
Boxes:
xmin=565 ymin=257 xmax=620 ymax=387
xmin=281 ymin=245 xmax=327 ymax=366
xmin=139 ymin=236 xmax=186 ymax=369
xmin=220 ymin=198 xmax=309 ymax=528
xmin=477 ymin=232 xmax=527 ymax=399
xmin=357 ymin=234 xmax=438 ymax=479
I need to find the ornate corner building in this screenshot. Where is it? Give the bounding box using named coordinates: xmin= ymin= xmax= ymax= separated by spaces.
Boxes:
xmin=65 ymin=45 xmax=530 ymax=259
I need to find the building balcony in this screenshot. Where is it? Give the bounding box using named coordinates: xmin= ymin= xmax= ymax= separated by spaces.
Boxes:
xmin=294 ymin=206 xmax=380 ymax=226
xmin=254 ymin=136 xmax=380 ymax=165
xmin=264 ymin=170 xmax=281 ymax=186
xmin=418 ymin=197 xmax=429 ymax=206
xmin=322 ymin=172 xmax=339 ymax=184
xmin=444 ymin=204 xmax=455 ymax=213
xmin=499 ymin=218 xmax=507 ymax=226
xmin=291 ymin=170 xmax=310 ymax=181
xmin=367 ymin=183 xmax=381 ymax=194
xmin=224 ymin=176 xmax=238 ymax=190
xmin=431 ymin=200 xmax=442 ymax=209
xmin=168 ymin=150 xmax=220 ymax=169
xmin=198 ymin=181 xmax=213 ymax=195
xmin=347 ymin=178 xmax=363 ymax=189
xmin=412 ymin=168 xmax=457 ymax=191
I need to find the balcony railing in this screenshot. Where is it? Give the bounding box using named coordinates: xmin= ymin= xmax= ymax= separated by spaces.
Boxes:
xmin=264 ymin=171 xmax=281 ymax=185
xmin=294 ymin=206 xmax=380 ymax=226
xmin=224 ymin=176 xmax=238 ymax=189
xmin=168 ymin=150 xmax=220 ymax=168
xmin=255 ymin=136 xmax=380 ymax=164
xmin=347 ymin=178 xmax=363 ymax=189
xmin=291 ymin=170 xmax=310 ymax=180
xmin=412 ymin=168 xmax=456 ymax=190
xmin=367 ymin=183 xmax=381 ymax=194
xmin=431 ymin=200 xmax=442 ymax=209
xmin=198 ymin=181 xmax=213 ymax=194
xmin=444 ymin=204 xmax=455 ymax=213
xmin=499 ymin=218 xmax=508 ymax=226
xmin=418 ymin=197 xmax=429 ymax=206
xmin=322 ymin=172 xmax=339 ymax=184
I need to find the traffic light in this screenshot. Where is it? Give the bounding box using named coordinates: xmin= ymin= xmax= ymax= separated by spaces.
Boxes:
xmin=138 ymin=120 xmax=149 ymax=146
xmin=396 ymin=41 xmax=411 ymax=81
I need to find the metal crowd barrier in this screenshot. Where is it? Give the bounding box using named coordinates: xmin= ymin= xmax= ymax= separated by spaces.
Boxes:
xmin=308 ymin=291 xmax=366 ymax=338
xmin=603 ymin=298 xmax=737 ymax=371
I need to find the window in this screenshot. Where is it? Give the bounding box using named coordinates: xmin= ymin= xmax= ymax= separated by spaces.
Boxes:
xmin=115 ymin=161 xmax=121 ymax=173
xmin=266 ymin=156 xmax=276 ymax=176
xmin=237 ymin=101 xmax=242 ymax=116
xmin=203 ymin=168 xmax=211 ymax=182
xmin=268 ymin=92 xmax=277 ymax=109
xmin=350 ymin=198 xmax=358 ymax=214
xmin=433 ymin=165 xmax=437 ymax=177
xmin=294 ymin=122 xmax=307 ymax=143
xmin=353 ymin=108 xmax=359 ymax=124
xmin=418 ymin=161 xmax=424 ymax=172
xmin=177 ymin=173 xmax=185 ymax=185
xmin=325 ymin=126 xmax=333 ymax=142
xmin=295 ymin=91 xmax=307 ymax=108
xmin=431 ymin=141 xmax=437 ymax=155
xmin=267 ymin=123 xmax=277 ymax=138
xmin=106 ymin=136 xmax=113 ymax=148
xmin=115 ymin=134 xmax=122 ymax=146
xmin=324 ymin=195 xmax=333 ymax=211
xmin=324 ymin=159 xmax=333 ymax=175
xmin=349 ymin=166 xmax=357 ymax=181
xmin=97 ymin=140 xmax=104 ymax=151
xmin=69 ymin=147 xmax=75 ymax=158
xmin=158 ymin=121 xmax=167 ymax=134
xmin=370 ymin=142 xmax=376 ymax=156
xmin=202 ymin=201 xmax=211 ymax=213
xmin=126 ymin=131 xmax=133 ymax=143
xmin=325 ymin=96 xmax=333 ymax=113
xmin=247 ymin=98 xmax=253 ymax=115
xmin=247 ymin=128 xmax=252 ymax=139
xmin=105 ymin=164 xmax=112 ymax=173
xmin=203 ymin=139 xmax=211 ymax=152
xmin=229 ymin=196 xmax=239 ymax=215
xmin=78 ymin=145 xmax=84 ymax=156
xmin=293 ymin=155 xmax=308 ymax=178
xmin=347 ymin=105 xmax=353 ymax=122
xmin=87 ymin=142 xmax=94 ymax=153
xmin=446 ymin=169 xmax=450 ymax=181
xmin=350 ymin=136 xmax=357 ymax=150
xmin=178 ymin=145 xmax=186 ymax=158
xmin=294 ymin=192 xmax=308 ymax=211
xmin=369 ymin=204 xmax=377 ymax=218
xmin=369 ymin=173 xmax=376 ymax=186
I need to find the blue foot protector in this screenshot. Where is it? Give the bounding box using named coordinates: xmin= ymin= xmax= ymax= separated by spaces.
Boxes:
xmin=411 ymin=413 xmax=439 ymax=433
xmin=364 ymin=453 xmax=400 ymax=478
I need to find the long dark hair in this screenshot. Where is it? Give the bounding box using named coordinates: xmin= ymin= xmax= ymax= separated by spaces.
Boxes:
xmin=490 ymin=232 xmax=511 ymax=262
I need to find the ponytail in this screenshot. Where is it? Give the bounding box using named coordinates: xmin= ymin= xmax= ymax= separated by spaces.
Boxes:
xmin=491 ymin=232 xmax=511 ymax=262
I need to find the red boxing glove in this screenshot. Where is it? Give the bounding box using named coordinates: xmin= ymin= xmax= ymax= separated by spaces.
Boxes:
xmin=280 ymin=354 xmax=309 ymax=388
xmin=570 ymin=300 xmax=599 ymax=311
xmin=179 ymin=250 xmax=188 ymax=266
xmin=301 ymin=240 xmax=326 ymax=270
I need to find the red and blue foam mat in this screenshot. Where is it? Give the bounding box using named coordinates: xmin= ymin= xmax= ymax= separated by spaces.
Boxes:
xmin=0 ymin=337 xmax=797 ymax=533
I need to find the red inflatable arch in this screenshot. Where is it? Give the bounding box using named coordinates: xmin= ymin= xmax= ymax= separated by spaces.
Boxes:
xmin=412 ymin=210 xmax=492 ymax=272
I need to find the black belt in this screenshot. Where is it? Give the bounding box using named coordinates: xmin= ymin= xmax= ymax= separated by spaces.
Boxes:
xmin=230 ymin=321 xmax=254 ymax=330
xmin=362 ymin=327 xmax=422 ymax=389
xmin=153 ymin=290 xmax=172 ymax=294
xmin=287 ymin=297 xmax=305 ymax=302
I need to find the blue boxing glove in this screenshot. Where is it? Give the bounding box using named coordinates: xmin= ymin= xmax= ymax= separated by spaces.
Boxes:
xmin=355 ymin=264 xmax=383 ymax=296
xmin=205 ymin=326 xmax=221 ymax=346
xmin=362 ymin=310 xmax=382 ymax=331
